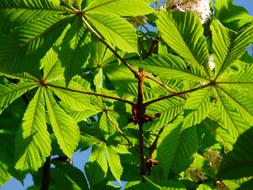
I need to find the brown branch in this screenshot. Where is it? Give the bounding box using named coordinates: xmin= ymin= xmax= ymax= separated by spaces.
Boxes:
xmin=46 ymin=83 xmax=135 ymax=106
xmin=147 ymin=37 xmax=160 ymax=57
xmin=145 ymin=74 xmax=184 ymax=95
xmin=144 ymin=82 xmax=212 ymax=106
xmin=81 ymin=16 xmax=139 ymax=77
xmin=136 ymin=69 xmax=147 ymax=175
xmin=40 ymin=157 xmax=51 ymax=190
xmin=149 ymin=114 xmax=181 ymax=159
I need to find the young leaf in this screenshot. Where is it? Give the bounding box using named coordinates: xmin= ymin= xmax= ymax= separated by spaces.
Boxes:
xmin=44 ymin=90 xmax=80 ymax=158
xmin=156 ymin=11 xmax=210 ymax=77
xmin=15 ymin=87 xmax=51 ymax=171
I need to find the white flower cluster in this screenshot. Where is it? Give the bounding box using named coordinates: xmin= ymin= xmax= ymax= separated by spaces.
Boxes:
xmin=208 ymin=54 xmax=215 ymax=70
xmin=167 ymin=0 xmax=211 ymax=23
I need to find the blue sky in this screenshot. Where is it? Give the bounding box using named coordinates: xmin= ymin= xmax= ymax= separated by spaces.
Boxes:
xmin=1 ymin=1 xmax=253 ymax=190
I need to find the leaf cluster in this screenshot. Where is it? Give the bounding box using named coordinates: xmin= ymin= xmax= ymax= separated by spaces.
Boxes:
xmin=0 ymin=0 xmax=253 ymax=189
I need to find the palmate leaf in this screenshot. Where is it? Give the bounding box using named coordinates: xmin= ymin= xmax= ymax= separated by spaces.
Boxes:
xmin=83 ymin=0 xmax=154 ymax=17
xmin=85 ymin=13 xmax=138 ymax=53
xmin=211 ymin=20 xmax=253 ymax=78
xmin=139 ymin=54 xmax=209 ymax=82
xmin=0 ymin=81 xmax=37 ymax=114
xmin=15 ymin=87 xmax=51 ymax=171
xmin=157 ymin=121 xmax=198 ymax=175
xmin=156 ymin=11 xmax=210 ymax=78
xmin=44 ymin=90 xmax=80 ymax=158
xmin=89 ymin=142 xmax=123 ymax=182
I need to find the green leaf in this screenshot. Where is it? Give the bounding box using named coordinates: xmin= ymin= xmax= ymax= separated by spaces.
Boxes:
xmin=0 ymin=146 xmax=12 ymax=186
xmin=237 ymin=178 xmax=253 ymax=190
xmin=84 ymin=161 xmax=107 ymax=187
xmin=49 ymin=83 xmax=96 ymax=112
xmin=99 ymin=111 xmax=119 ymax=135
xmin=211 ymin=20 xmax=253 ymax=78
xmin=84 ymin=0 xmax=154 ymax=16
xmin=86 ymin=14 xmax=138 ymax=52
xmin=145 ymin=98 xmax=185 ymax=131
xmin=58 ymin=17 xmax=91 ymax=83
xmin=156 ymin=11 xmax=210 ymax=77
xmin=221 ymin=63 xmax=253 ymax=85
xmin=42 ymin=48 xmax=64 ymax=83
xmin=139 ymin=54 xmax=208 ymax=82
xmin=53 ymin=162 xmax=89 ymax=190
xmin=0 ymin=0 xmax=66 ymax=35
xmin=49 ymin=167 xmax=85 ymax=190
xmin=15 ymin=87 xmax=51 ymax=171
xmin=90 ymin=142 xmax=108 ymax=175
xmin=144 ymin=177 xmax=186 ymax=190
xmin=218 ymin=127 xmax=253 ymax=179
xmin=196 ymin=184 xmax=213 ymax=190
xmin=89 ymin=142 xmax=108 ymax=185
xmin=183 ymin=87 xmax=214 ymax=128
xmin=217 ymin=86 xmax=253 ymax=125
xmin=215 ymin=87 xmax=250 ymax=138
xmin=0 ymin=81 xmax=37 ymax=114
xmin=105 ymin=146 xmax=123 ymax=182
xmin=214 ymin=0 xmax=253 ymax=30
xmin=157 ymin=122 xmax=198 ymax=175
xmin=0 ymin=14 xmax=72 ymax=74
xmin=44 ymin=90 xmax=80 ymax=158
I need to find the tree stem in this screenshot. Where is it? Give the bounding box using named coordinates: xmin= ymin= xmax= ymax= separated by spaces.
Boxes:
xmin=40 ymin=157 xmax=51 ymax=190
xmin=136 ymin=69 xmax=146 ymax=175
